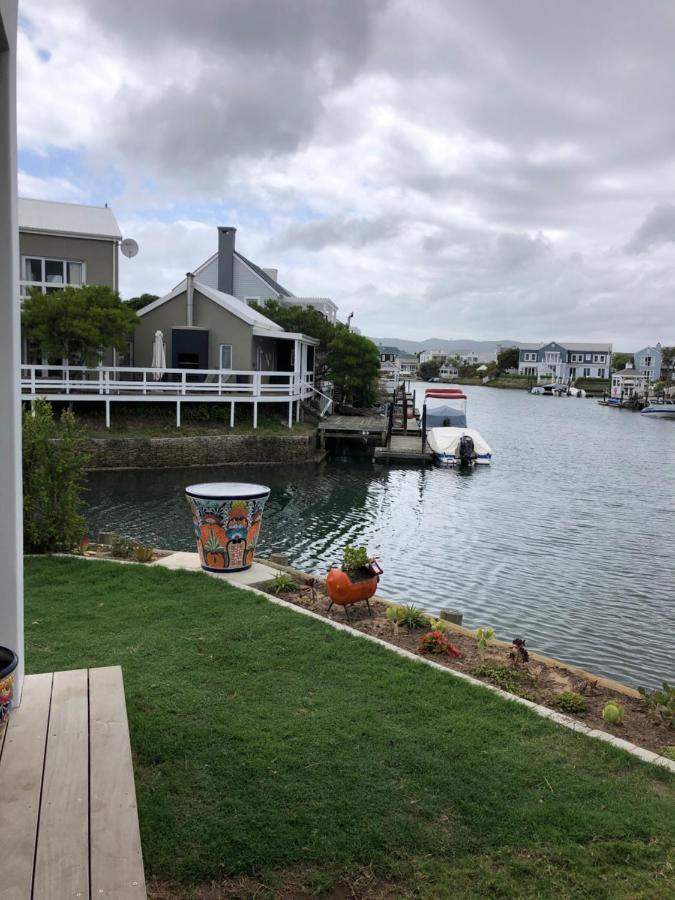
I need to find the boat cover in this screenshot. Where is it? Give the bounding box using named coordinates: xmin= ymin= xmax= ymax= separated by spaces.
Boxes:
xmin=424 ymin=404 xmax=467 ymax=427
xmin=426 ymin=427 xmax=492 ymax=461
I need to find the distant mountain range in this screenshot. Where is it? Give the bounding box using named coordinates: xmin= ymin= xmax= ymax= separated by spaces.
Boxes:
xmin=369 ymin=337 xmax=520 ymax=361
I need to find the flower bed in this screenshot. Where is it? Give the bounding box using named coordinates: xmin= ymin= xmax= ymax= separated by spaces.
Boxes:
xmin=76 ymin=542 xmax=172 ymax=564
xmin=260 ymin=576 xmax=674 ymax=758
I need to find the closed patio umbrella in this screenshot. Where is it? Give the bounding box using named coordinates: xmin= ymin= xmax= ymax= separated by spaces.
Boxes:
xmin=151 ymin=330 xmax=166 ymax=381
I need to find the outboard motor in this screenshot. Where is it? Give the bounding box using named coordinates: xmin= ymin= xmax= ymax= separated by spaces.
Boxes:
xmin=458 ymin=434 xmax=475 ymax=466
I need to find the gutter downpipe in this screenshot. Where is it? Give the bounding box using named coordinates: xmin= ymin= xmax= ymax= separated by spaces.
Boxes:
xmin=186 ymin=272 xmax=194 ymax=326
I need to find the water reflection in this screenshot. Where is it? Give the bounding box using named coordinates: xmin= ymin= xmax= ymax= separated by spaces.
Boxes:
xmin=84 ymin=385 xmax=675 ymax=688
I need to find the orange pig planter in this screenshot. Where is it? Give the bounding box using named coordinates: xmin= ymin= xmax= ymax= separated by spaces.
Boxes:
xmin=325 ymin=559 xmax=382 ymax=619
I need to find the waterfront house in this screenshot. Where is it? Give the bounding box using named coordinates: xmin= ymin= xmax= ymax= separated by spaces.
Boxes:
xmin=611 ymin=364 xmax=650 ymax=399
xmin=183 ymin=226 xmax=338 ymax=323
xmin=399 ymin=354 xmax=419 ymax=377
xmin=419 ymin=348 xmax=445 ymax=364
xmin=378 ymin=345 xmax=402 ymax=364
xmin=439 ymin=363 xmax=458 ymax=380
xmin=518 ymin=341 xmax=612 ymax=382
xmin=633 ymin=344 xmax=662 ymax=382
xmin=18 ymin=198 xmax=123 ymax=362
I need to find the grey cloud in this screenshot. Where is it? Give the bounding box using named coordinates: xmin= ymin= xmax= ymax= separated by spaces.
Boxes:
xmin=267 ymin=215 xmax=405 ymax=252
xmin=625 ymin=203 xmax=675 ymax=254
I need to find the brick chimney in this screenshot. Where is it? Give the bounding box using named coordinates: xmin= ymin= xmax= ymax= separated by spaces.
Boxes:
xmin=217 ymin=227 xmax=236 ymax=295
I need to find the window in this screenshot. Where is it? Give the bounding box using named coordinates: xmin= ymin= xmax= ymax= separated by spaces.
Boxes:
xmin=569 ymin=367 xmax=576 ymax=378
xmin=219 ymin=343 xmax=233 ymax=369
xmin=523 ymin=352 xmax=537 ymax=362
xmin=598 ymin=368 xmax=605 ymax=378
xmin=585 ymin=354 xmax=591 ymax=361
xmin=583 ymin=367 xmax=591 ymax=377
xmin=21 ymin=257 xmax=86 ymax=297
xmin=644 ymin=356 xmax=652 ymax=367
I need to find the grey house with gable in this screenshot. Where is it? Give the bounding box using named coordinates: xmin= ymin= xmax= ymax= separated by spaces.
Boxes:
xmin=518 ymin=341 xmax=612 ymax=381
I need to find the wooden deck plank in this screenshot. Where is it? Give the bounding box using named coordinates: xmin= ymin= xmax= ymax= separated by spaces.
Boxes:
xmin=90 ymin=666 xmax=146 ymax=898
xmin=33 ymin=669 xmax=89 ymax=900
xmin=0 ymin=673 xmax=53 ymax=900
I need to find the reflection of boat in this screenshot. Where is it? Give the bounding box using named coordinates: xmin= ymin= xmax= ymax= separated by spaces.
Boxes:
xmin=427 ymin=427 xmax=492 ymax=467
xmin=423 ymin=389 xmax=492 ymax=466
xmin=641 ymin=400 xmax=675 ymax=419
xmin=531 ymin=383 xmax=568 ymax=396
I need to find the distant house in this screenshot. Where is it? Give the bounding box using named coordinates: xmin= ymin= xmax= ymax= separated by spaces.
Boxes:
xmin=611 ymin=365 xmax=649 ymax=399
xmin=460 ymin=352 xmax=479 ymax=365
xmin=378 ymin=345 xmax=402 ymax=363
xmin=439 ymin=363 xmax=458 ymax=380
xmin=518 ymin=342 xmax=612 ymax=382
xmin=184 ymin=227 xmax=338 ymax=323
xmin=399 ymin=355 xmax=419 ymax=376
xmin=633 ymin=344 xmax=662 ymax=382
xmin=18 ymin=198 xmax=123 ymax=363
xmin=134 ymin=273 xmax=318 ymax=383
xmin=419 ymin=349 xmax=445 ymax=364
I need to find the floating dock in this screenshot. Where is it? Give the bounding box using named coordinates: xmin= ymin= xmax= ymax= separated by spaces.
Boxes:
xmin=374 ymin=433 xmax=432 ymax=464
xmin=317 ymin=415 xmax=388 ymax=448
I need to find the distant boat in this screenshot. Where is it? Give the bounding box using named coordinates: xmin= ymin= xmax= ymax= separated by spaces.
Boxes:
xmin=531 ymin=383 xmax=568 ymax=396
xmin=641 ymin=400 xmax=675 ymax=419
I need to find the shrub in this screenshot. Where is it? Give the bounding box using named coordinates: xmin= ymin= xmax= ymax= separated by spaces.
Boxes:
xmin=475 ymin=627 xmax=495 ymax=651
xmin=602 ymin=701 xmax=624 ymax=725
xmin=132 ymin=543 xmax=154 ymax=563
xmin=22 ymin=399 xmax=89 ymax=553
xmin=470 ymin=663 xmax=525 ymax=694
xmin=429 ymin=618 xmax=449 ymax=634
xmin=396 ymin=604 xmax=429 ymax=629
xmin=419 ymin=630 xmax=461 ymax=658
xmin=554 ymin=691 xmax=587 ymax=714
xmin=269 ymin=573 xmax=296 ymax=594
xmin=638 ymin=682 xmax=674 ymax=728
xmin=386 ymin=605 xmax=407 ymax=627
xmin=111 ymin=535 xmax=134 ymax=559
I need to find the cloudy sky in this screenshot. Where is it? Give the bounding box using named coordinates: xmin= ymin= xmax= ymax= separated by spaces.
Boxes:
xmin=16 ymin=0 xmax=675 ymax=346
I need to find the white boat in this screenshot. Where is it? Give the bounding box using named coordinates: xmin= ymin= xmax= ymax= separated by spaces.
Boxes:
xmin=531 ymin=382 xmax=568 ymax=396
xmin=641 ymin=400 xmax=675 ymax=419
xmin=427 ymin=427 xmax=492 ymax=467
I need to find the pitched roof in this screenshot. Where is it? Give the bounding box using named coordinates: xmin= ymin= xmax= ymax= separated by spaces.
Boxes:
xmin=137 ymin=278 xmax=283 ymax=332
xmin=18 ymin=198 xmax=122 ymax=240
xmin=234 ymin=251 xmax=294 ymax=297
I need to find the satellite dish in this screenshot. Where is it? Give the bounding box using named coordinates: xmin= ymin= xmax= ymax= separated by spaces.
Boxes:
xmin=121 ymin=238 xmax=139 ymax=258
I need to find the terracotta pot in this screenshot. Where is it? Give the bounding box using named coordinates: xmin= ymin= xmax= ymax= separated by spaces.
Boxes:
xmin=0 ymin=646 xmax=18 ymax=727
xmin=325 ymin=567 xmax=379 ymax=606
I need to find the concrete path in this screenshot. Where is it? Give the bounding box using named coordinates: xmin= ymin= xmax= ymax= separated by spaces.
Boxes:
xmin=153 ymin=553 xmax=278 ymax=587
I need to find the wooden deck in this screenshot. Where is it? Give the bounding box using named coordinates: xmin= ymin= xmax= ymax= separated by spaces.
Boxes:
xmin=317 ymin=415 xmax=388 ymax=446
xmin=0 ymin=666 xmax=146 ymax=899
xmin=374 ymin=434 xmax=433 ymax=464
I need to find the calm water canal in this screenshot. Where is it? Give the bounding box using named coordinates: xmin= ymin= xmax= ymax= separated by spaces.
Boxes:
xmin=84 ymin=384 xmax=675 ymax=689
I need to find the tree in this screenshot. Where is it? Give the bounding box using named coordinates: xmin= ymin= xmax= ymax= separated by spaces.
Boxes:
xmin=249 ymin=299 xmax=336 ymax=352
xmin=22 ymin=285 xmax=139 ymax=364
xmin=125 ymin=293 xmax=159 ymax=311
xmin=497 ymin=347 xmax=519 ymax=371
xmin=418 ymin=359 xmax=442 ymax=381
xmin=612 ymin=352 xmax=632 ymax=370
xmin=326 ymin=330 xmax=381 ymax=407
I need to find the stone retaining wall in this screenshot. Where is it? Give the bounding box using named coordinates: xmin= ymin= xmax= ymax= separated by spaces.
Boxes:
xmin=80 ymin=432 xmax=317 ymax=469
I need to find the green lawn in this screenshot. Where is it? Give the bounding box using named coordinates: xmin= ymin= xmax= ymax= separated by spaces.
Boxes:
xmin=25 ymin=558 xmax=675 ymax=899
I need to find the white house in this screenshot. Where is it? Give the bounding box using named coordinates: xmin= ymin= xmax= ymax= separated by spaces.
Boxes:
xmin=439 ymin=363 xmax=458 ymax=380
xmin=184 ymin=227 xmax=339 ymax=323
xmin=611 ymin=365 xmax=649 ymax=399
xmin=399 ymin=355 xmax=419 ymax=376
xmin=419 ymin=348 xmax=445 ymax=364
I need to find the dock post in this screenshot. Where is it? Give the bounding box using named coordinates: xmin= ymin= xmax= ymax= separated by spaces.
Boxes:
xmin=176 ymin=400 xmax=181 ymax=428
xmin=230 ymin=400 xmax=235 ymax=428
xmin=105 ymin=399 xmax=110 ymax=429
xmin=288 ymin=400 xmax=293 ymax=429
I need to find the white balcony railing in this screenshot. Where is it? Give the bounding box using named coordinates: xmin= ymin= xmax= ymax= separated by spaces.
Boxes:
xmin=21 ymin=364 xmax=314 ymax=401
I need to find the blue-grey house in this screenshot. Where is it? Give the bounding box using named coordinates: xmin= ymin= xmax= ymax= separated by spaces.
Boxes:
xmin=518 ymin=341 xmax=612 ymax=382
xmin=633 ymin=344 xmax=662 ymax=381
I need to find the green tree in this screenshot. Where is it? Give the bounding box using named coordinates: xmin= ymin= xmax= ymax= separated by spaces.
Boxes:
xmin=418 ymin=359 xmax=442 ymax=381
xmin=22 ymin=399 xmax=89 ymax=552
xmin=22 ymin=285 xmax=139 ymax=365
xmin=125 ymin=293 xmax=159 ymax=311
xmin=249 ymin=299 xmax=336 ymax=352
xmin=497 ymin=347 xmax=519 ymax=370
xmin=612 ymin=352 xmax=632 ymax=370
xmin=326 ymin=330 xmax=381 ymax=407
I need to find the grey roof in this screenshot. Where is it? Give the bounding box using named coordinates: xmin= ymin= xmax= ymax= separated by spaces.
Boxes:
xmin=378 ymin=345 xmax=403 ymax=356
xmin=18 ymin=198 xmax=122 ymax=240
xmin=234 ymin=251 xmax=293 ymax=297
xmin=613 ymin=368 xmax=646 ymax=378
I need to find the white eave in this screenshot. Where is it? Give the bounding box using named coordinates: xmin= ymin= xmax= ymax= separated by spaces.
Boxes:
xmin=252 ymin=327 xmax=319 ymax=345
xmin=18 ymin=198 xmax=122 ymax=241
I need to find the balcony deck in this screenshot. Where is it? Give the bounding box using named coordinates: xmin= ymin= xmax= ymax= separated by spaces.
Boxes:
xmin=0 ymin=666 xmax=146 ymax=899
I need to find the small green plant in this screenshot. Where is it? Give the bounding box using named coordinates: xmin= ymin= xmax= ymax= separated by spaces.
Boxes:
xmin=475 ymin=627 xmax=495 ymax=651
xmin=269 ymin=573 xmax=297 ymax=595
xmin=470 ymin=663 xmax=526 ymax=695
xmin=111 ymin=535 xmax=134 ymax=559
xmin=396 ymin=604 xmax=429 ymax=630
xmin=638 ymin=682 xmax=674 ymax=729
xmin=554 ymin=691 xmax=587 ymax=715
xmin=342 ymin=545 xmax=374 ymax=578
xmin=662 ymin=746 xmax=675 ymax=761
xmin=132 ymin=543 xmax=154 ymax=563
xmin=429 ymin=618 xmax=449 ymax=634
xmin=419 ymin=630 xmax=461 ymax=658
xmin=386 ymin=605 xmax=407 ymax=627
xmin=602 ymin=701 xmax=624 ymax=725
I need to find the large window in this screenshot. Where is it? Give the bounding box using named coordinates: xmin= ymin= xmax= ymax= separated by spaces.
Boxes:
xmin=21 ymin=256 xmax=85 ymax=298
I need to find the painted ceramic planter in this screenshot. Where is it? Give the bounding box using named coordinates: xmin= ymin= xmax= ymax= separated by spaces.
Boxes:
xmin=0 ymin=646 xmax=18 ymax=727
xmin=185 ymin=482 xmax=271 ymax=573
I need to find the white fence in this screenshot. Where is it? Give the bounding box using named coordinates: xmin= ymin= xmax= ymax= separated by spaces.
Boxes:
xmin=20 ymin=364 xmax=328 ymax=428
